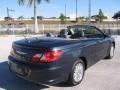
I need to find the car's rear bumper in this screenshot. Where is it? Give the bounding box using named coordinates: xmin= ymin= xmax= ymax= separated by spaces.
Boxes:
xmin=8 ymin=56 xmax=68 ymax=85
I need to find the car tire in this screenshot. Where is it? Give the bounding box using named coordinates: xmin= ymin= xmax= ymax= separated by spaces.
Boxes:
xmin=67 ymin=59 xmax=85 ymax=86
xmin=105 ymin=44 xmax=115 ymax=59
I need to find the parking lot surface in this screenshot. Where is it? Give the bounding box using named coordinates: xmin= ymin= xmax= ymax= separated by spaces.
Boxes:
xmin=0 ymin=36 xmax=120 ymax=90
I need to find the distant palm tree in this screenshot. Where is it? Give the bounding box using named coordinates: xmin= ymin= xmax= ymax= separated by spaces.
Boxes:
xmin=18 ymin=16 xmax=24 ymax=21
xmin=113 ymin=11 xmax=120 ymax=20
xmin=59 ymin=13 xmax=66 ymax=24
xmin=91 ymin=9 xmax=107 ymax=23
xmin=18 ymin=0 xmax=50 ymax=33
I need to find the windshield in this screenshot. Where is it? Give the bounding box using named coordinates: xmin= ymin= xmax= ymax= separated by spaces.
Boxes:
xmin=68 ymin=26 xmax=104 ymax=39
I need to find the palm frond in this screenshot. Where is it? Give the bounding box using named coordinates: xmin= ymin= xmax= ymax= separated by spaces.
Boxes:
xmin=28 ymin=0 xmax=33 ymax=5
xmin=45 ymin=0 xmax=50 ymax=3
xmin=37 ymin=0 xmax=41 ymax=4
xmin=19 ymin=0 xmax=50 ymax=6
xmin=18 ymin=0 xmax=26 ymax=5
xmin=37 ymin=0 xmax=50 ymax=4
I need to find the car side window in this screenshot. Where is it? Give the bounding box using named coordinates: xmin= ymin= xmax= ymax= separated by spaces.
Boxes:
xmin=69 ymin=27 xmax=85 ymax=38
xmin=83 ymin=27 xmax=104 ymax=38
xmin=68 ymin=28 xmax=77 ymax=35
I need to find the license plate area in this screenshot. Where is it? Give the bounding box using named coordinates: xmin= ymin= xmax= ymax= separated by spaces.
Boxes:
xmin=10 ymin=62 xmax=29 ymax=76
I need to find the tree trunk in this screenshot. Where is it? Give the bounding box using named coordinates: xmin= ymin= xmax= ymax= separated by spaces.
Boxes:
xmin=34 ymin=0 xmax=39 ymax=33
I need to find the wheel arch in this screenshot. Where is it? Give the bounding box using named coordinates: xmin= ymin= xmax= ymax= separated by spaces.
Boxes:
xmin=79 ymin=57 xmax=87 ymax=70
xmin=112 ymin=41 xmax=115 ymax=48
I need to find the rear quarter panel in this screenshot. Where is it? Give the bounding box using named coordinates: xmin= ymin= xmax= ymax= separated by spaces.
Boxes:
xmin=53 ymin=40 xmax=96 ymax=77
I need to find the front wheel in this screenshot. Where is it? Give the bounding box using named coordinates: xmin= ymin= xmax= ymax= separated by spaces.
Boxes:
xmin=67 ymin=60 xmax=85 ymax=86
xmin=105 ymin=44 xmax=115 ymax=59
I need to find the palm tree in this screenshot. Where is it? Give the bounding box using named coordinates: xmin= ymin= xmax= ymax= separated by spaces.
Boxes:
xmin=18 ymin=16 xmax=24 ymax=21
xmin=59 ymin=13 xmax=66 ymax=24
xmin=91 ymin=9 xmax=107 ymax=23
xmin=18 ymin=0 xmax=49 ymax=33
xmin=113 ymin=11 xmax=120 ymax=20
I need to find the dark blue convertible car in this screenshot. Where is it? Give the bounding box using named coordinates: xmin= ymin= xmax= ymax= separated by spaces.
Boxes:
xmin=8 ymin=25 xmax=115 ymax=86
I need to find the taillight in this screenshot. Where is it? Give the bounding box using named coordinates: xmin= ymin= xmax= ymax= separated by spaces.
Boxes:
xmin=32 ymin=54 xmax=42 ymax=62
xmin=32 ymin=50 xmax=62 ymax=63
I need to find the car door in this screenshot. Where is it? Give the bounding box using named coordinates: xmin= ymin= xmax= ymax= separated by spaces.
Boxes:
xmin=95 ymin=37 xmax=110 ymax=60
xmin=86 ymin=26 xmax=110 ymax=61
xmin=81 ymin=38 xmax=98 ymax=66
xmin=72 ymin=26 xmax=97 ymax=66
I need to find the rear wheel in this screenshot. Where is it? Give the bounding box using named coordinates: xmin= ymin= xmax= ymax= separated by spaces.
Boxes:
xmin=67 ymin=60 xmax=85 ymax=86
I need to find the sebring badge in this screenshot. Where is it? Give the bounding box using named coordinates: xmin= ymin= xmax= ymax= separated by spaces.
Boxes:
xmin=16 ymin=50 xmax=27 ymax=55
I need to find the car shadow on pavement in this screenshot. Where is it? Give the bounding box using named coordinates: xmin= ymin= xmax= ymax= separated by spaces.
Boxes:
xmin=0 ymin=61 xmax=49 ymax=90
xmin=52 ymin=82 xmax=72 ymax=87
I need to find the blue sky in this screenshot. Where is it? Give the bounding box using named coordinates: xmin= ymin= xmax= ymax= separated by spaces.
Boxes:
xmin=0 ymin=0 xmax=119 ymax=18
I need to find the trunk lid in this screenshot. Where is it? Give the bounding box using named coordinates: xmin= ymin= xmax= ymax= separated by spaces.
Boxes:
xmin=11 ymin=37 xmax=79 ymax=63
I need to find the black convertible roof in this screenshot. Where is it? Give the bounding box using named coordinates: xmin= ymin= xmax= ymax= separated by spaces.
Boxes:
xmin=67 ymin=25 xmax=96 ymax=28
